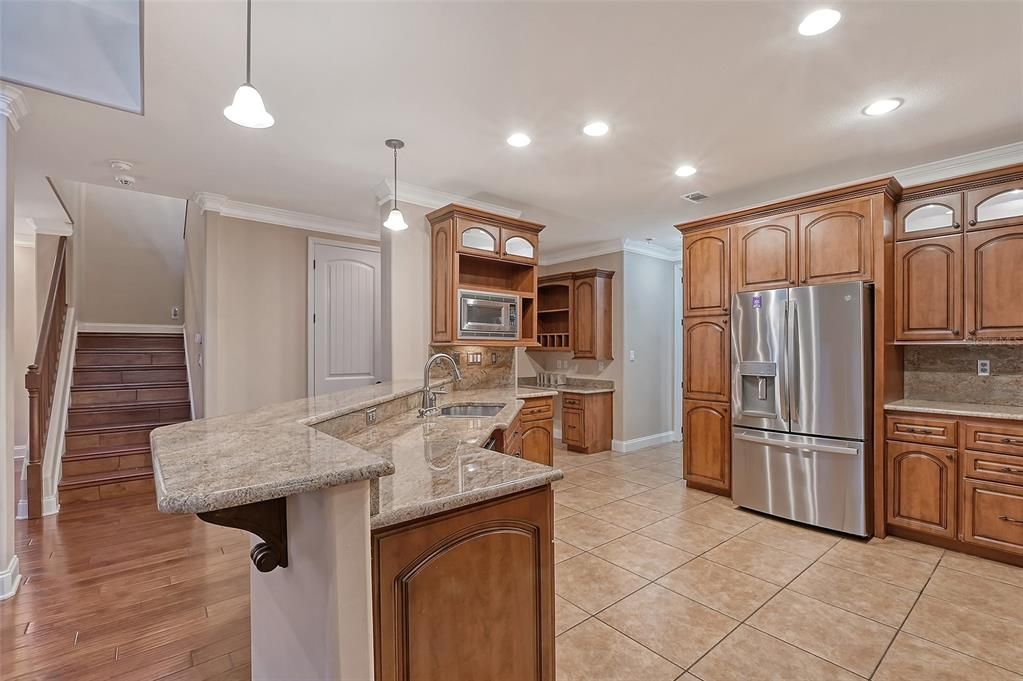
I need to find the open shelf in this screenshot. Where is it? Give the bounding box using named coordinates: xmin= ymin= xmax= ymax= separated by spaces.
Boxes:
xmin=458 ymin=253 xmax=535 ymax=295
xmin=537 ymin=333 xmax=571 ymax=350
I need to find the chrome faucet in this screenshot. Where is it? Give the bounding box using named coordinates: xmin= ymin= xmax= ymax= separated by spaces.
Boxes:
xmin=420 ymin=353 xmax=462 ymax=416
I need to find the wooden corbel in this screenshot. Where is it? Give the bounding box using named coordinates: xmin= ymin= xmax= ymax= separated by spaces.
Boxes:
xmin=198 ymin=497 xmax=288 ymax=572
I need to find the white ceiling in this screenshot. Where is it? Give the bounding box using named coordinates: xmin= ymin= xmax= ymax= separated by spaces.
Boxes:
xmin=10 ymin=1 xmax=1023 ymax=253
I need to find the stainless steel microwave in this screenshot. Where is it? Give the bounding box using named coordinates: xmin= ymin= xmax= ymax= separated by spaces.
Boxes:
xmin=458 ymin=289 xmax=519 ymax=340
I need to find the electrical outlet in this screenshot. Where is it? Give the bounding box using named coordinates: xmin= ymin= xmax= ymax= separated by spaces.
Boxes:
xmin=491 ymin=352 xmax=498 ymax=364
xmin=171 ymin=306 xmax=180 ymax=320
xmin=467 ymin=352 xmax=482 ymax=366
xmin=978 ymin=359 xmax=991 ymax=376
xmin=194 ymin=333 xmax=203 ymax=345
xmin=366 ymin=407 xmax=378 ymax=425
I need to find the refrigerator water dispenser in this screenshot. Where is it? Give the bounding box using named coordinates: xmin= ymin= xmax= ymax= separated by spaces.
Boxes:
xmin=738 ymin=361 xmax=778 ymax=418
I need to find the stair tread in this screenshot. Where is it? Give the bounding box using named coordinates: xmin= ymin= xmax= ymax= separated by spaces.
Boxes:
xmin=71 ymin=381 xmax=189 ymax=392
xmin=64 ymin=444 xmax=151 ymax=461
xmin=66 ymin=420 xmax=184 ymax=436
xmin=68 ymin=399 xmax=191 ymax=413
xmin=59 ymin=467 xmax=153 ymax=489
xmin=74 ymin=364 xmax=187 ymax=372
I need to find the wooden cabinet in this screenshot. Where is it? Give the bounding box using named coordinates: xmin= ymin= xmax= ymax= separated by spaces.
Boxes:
xmin=885 ymin=441 xmax=957 ymax=539
xmin=534 ymin=276 xmax=573 ymax=351
xmin=963 ymin=419 xmax=1023 ymax=457
xmin=895 ymin=234 xmax=963 ymax=341
xmin=683 ymin=399 xmax=730 ymax=495
xmin=965 ymin=225 xmax=1023 ymax=340
xmin=559 ymin=392 xmax=613 ymax=454
xmin=683 ymin=227 xmax=730 ymax=317
xmin=428 ymin=204 xmax=544 ymax=346
xmin=372 ymin=486 xmax=554 ymax=681
xmin=885 ymin=413 xmax=958 ymax=448
xmin=571 ymin=270 xmax=614 ymax=360
xmin=798 ymin=197 xmax=873 ymax=285
xmin=683 ymin=316 xmax=730 ymax=402
xmin=966 ymin=177 xmax=1023 ymax=232
xmin=896 ymin=194 xmax=964 ymax=241
xmin=520 ymin=396 xmax=554 ymax=466
xmin=731 ymin=215 xmax=797 ymax=292
xmin=961 ymin=479 xmax=1023 ymax=558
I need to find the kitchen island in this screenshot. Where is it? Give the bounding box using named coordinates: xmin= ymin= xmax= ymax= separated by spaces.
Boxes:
xmin=151 ymin=380 xmax=561 ymax=681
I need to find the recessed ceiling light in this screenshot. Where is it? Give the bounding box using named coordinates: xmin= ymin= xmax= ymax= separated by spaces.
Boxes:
xmin=674 ymin=164 xmax=697 ymax=177
xmin=863 ymin=98 xmax=904 ymax=116
xmin=798 ymin=9 xmax=841 ymax=36
xmin=583 ymin=121 xmax=609 ymax=137
xmin=507 ymin=132 xmax=531 ymax=147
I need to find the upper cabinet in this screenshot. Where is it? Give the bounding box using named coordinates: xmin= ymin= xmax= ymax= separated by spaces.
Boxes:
xmin=798 ymin=197 xmax=873 ymax=285
xmin=967 ymin=178 xmax=1023 ymax=232
xmin=897 ymin=194 xmax=964 ymax=241
xmin=895 ymin=235 xmax=963 ymax=342
xmin=965 ymin=225 xmax=1023 ymax=341
xmin=501 ymin=228 xmax=538 ymax=264
xmin=683 ymin=227 xmax=730 ymax=317
xmin=571 ymin=270 xmax=614 ymax=361
xmin=455 ymin=220 xmax=500 ymax=258
xmin=732 ymin=215 xmax=797 ymax=292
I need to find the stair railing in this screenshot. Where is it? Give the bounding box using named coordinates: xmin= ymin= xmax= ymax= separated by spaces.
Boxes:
xmin=24 ymin=236 xmax=68 ymax=518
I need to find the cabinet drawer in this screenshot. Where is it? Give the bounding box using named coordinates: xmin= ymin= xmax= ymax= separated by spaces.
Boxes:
xmin=963 ymin=420 xmax=1023 ymax=456
xmin=520 ymin=398 xmax=553 ymax=422
xmin=963 ymin=450 xmax=1023 ymax=486
xmin=562 ymin=408 xmax=584 ymax=446
xmin=885 ymin=414 xmax=957 ymax=447
xmin=962 ymin=479 xmax=1023 ymax=557
xmin=562 ymin=395 xmax=583 ymax=409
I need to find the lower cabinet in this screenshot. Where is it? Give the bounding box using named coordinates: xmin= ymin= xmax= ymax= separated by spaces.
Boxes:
xmin=885 ymin=440 xmax=957 ymax=539
xmin=372 ymin=486 xmax=555 ymax=681
xmin=683 ymin=399 xmax=730 ymax=495
xmin=520 ymin=396 xmax=554 ymax=466
xmin=962 ymin=479 xmax=1023 ymax=558
xmin=560 ymin=392 xmax=613 ymax=454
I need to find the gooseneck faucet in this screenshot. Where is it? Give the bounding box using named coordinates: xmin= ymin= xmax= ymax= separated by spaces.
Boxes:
xmin=420 ymin=353 xmax=462 ymax=416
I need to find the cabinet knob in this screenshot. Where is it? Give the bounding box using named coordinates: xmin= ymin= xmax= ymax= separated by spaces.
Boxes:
xmin=952 ymin=223 xmax=961 ymax=230
xmin=946 ymin=452 xmax=955 ymax=461
xmin=968 ymin=219 xmax=977 ymax=226
xmin=952 ymin=329 xmax=960 ymax=335
xmin=969 ymin=329 xmax=977 ymax=335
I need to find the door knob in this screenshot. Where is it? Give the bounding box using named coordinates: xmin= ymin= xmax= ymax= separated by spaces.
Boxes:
xmin=968 ymin=219 xmax=978 ymax=226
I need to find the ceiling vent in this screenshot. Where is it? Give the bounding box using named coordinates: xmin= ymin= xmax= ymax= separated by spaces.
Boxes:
xmin=682 ymin=191 xmax=708 ymax=204
xmin=114 ymin=175 xmax=136 ymax=187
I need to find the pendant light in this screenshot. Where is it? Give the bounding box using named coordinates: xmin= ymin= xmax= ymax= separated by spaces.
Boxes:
xmin=224 ymin=0 xmax=275 ymax=128
xmin=383 ymin=139 xmax=409 ymax=231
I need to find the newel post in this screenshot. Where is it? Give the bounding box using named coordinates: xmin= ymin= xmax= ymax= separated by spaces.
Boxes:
xmin=24 ymin=366 xmax=42 ymax=518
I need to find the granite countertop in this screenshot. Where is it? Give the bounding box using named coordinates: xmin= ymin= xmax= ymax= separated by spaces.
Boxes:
xmin=151 ymin=380 xmax=562 ymax=528
xmin=885 ymin=399 xmax=1023 ymax=422
xmin=518 ymin=377 xmax=615 ymax=395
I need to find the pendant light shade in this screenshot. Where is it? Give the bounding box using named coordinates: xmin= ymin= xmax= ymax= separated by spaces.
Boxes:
xmin=224 ymin=0 xmax=274 ymax=128
xmin=383 ymin=139 xmax=409 ymax=231
xmin=224 ymin=84 xmax=274 ymax=128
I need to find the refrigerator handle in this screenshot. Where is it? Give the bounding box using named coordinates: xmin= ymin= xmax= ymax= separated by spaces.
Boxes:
xmin=788 ymin=299 xmax=799 ymax=427
xmin=733 ymin=432 xmax=860 ymax=456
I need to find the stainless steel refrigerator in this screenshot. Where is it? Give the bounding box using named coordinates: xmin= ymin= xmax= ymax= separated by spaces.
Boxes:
xmin=731 ymin=281 xmax=872 ymax=536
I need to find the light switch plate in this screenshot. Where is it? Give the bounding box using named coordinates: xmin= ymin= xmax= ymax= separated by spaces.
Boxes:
xmin=978 ymin=359 xmax=991 ymax=376
xmin=629 ymin=350 xmax=636 ymax=361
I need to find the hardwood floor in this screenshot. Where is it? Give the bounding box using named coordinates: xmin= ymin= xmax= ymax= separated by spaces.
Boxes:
xmin=1 ymin=495 xmax=252 ymax=680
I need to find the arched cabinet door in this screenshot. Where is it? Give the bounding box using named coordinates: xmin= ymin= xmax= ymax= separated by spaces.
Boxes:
xmin=896 ymin=194 xmax=964 ymax=241
xmin=966 ymin=178 xmax=1023 ymax=231
xmin=965 ymin=226 xmax=1023 ymax=340
xmin=732 ymin=215 xmax=797 ymax=292
xmin=885 ymin=441 xmax=956 ymax=539
xmin=683 ymin=316 xmax=730 ymax=402
xmin=683 ymin=399 xmax=730 ymax=494
xmin=502 ymin=228 xmax=538 ymax=264
xmin=895 ymin=234 xmax=963 ymax=341
xmin=683 ymin=227 xmax=730 ymax=317
xmin=455 ymin=220 xmax=500 ymax=258
xmin=797 ymin=198 xmax=873 ymax=285
xmin=521 ymin=423 xmax=553 ymax=466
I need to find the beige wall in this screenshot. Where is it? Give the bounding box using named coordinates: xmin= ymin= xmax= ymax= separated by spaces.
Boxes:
xmin=379 ymin=200 xmax=431 ymax=381
xmin=78 ymin=183 xmax=185 ymax=325
xmin=182 ymin=201 xmax=206 ymax=417
xmin=12 ymin=244 xmax=35 ymax=454
xmin=202 ymin=215 xmax=378 ymax=417
xmin=34 ymin=234 xmax=59 ymax=323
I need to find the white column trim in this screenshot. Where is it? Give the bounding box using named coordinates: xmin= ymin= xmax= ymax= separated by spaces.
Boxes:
xmin=0 ymin=555 xmax=21 ymax=601
xmin=0 ymin=85 xmax=28 ymax=132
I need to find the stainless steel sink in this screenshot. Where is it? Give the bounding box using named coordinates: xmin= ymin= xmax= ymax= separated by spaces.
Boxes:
xmin=437 ymin=404 xmax=503 ymax=418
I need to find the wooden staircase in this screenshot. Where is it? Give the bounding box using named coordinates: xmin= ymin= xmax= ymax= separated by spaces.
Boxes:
xmin=59 ymin=332 xmax=191 ymax=505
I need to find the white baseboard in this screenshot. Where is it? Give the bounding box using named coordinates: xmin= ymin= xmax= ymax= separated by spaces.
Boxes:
xmin=612 ymin=431 xmax=677 ymax=454
xmin=0 ymin=555 xmax=22 ymax=601
xmin=14 ymin=446 xmax=26 ymax=519
xmin=43 ymin=495 xmax=60 ymax=516
xmin=554 ymin=427 xmax=562 ymax=441
xmin=78 ymin=322 xmax=184 ymax=334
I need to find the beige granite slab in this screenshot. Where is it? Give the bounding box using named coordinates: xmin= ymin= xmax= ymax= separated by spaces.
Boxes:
xmin=518 ymin=377 xmax=616 ymax=394
xmin=885 ymin=398 xmax=1023 ymax=421
xmin=151 ymin=380 xmax=562 ymax=529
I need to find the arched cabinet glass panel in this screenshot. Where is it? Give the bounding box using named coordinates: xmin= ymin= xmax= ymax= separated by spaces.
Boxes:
xmin=504 ymin=236 xmax=535 ymax=259
xmin=904 ymin=203 xmax=958 ymax=234
xmin=461 ymin=227 xmax=497 ymax=253
xmin=976 ymin=189 xmax=1023 ymax=223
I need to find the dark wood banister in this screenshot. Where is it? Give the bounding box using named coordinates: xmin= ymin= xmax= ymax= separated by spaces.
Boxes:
xmin=24 ymin=236 xmax=68 ymax=518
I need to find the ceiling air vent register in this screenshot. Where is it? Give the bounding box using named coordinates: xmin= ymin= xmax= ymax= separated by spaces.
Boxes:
xmin=682 ymin=192 xmax=708 ymax=204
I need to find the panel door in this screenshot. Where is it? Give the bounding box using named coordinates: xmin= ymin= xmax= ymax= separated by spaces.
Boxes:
xmin=572 ymin=278 xmax=595 ymax=359
xmin=431 ymin=220 xmax=453 ymax=342
xmin=895 ymin=234 xmax=964 ymax=341
xmin=798 ymin=197 xmax=873 ymax=285
xmin=521 ymin=422 xmax=553 ymax=466
xmin=965 ymin=225 xmax=1023 ymax=340
xmin=683 ymin=316 xmax=730 ymax=402
xmin=885 ymin=441 xmax=956 ymax=539
xmin=966 ymin=178 xmax=1023 ymax=232
xmin=312 ymin=242 xmax=382 ymax=396
xmin=455 ymin=219 xmax=501 ymax=258
xmin=732 ymin=215 xmax=797 ymax=292
xmin=961 ymin=479 xmax=1023 ymax=557
xmin=501 ymin=227 xmax=539 ymax=264
xmin=896 ymin=193 xmax=964 ymax=241
xmin=683 ymin=399 xmax=730 ymax=494
xmin=683 ymin=227 xmax=731 ymax=317
xmin=562 ymin=408 xmax=585 ymax=447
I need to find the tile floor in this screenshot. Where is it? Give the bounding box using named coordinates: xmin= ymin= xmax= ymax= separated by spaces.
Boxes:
xmin=551 ymin=442 xmax=1023 ymax=681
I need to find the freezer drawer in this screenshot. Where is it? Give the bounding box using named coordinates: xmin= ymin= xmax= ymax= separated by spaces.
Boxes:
xmin=732 ymin=427 xmax=867 ymax=536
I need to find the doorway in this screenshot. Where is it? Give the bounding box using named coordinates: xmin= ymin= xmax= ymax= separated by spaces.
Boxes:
xmin=308 ymin=239 xmax=382 ymax=396
xmin=673 ymin=262 xmax=684 ymax=441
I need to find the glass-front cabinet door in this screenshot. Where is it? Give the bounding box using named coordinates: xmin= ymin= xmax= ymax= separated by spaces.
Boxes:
xmin=896 ymin=193 xmax=963 ymax=241
xmin=455 ymin=220 xmax=500 ymax=258
xmin=967 ymin=178 xmax=1023 ymax=232
xmin=501 ymin=227 xmax=538 ymax=264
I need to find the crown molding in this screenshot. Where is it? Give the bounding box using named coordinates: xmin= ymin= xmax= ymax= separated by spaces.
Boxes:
xmin=14 ymin=232 xmax=35 ymax=248
xmin=893 ymin=142 xmax=1023 ymax=189
xmin=540 ymin=237 xmax=679 ymax=266
xmin=375 ymin=179 xmax=523 ymax=219
xmin=0 ymin=84 xmax=29 ymax=131
xmin=192 ymin=192 xmax=379 ymax=242
xmin=27 ymin=217 xmax=73 ymax=237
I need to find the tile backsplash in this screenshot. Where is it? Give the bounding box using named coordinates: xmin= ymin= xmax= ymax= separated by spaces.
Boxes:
xmin=904 ymin=346 xmax=1023 ymax=407
xmin=429 ymin=345 xmax=515 ymax=390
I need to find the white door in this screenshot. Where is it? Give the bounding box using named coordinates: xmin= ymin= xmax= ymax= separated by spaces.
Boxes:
xmin=310 ymin=241 xmax=382 ymax=396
